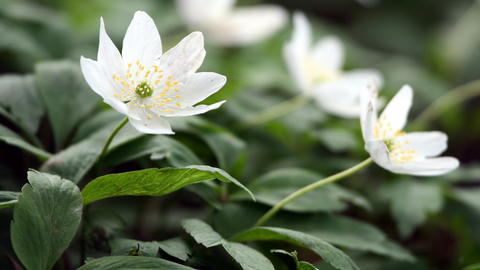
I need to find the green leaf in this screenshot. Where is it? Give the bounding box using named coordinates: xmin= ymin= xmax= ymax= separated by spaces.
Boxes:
xmin=186 ymin=252 xmax=242 ymax=270
xmin=192 ymin=120 xmax=246 ymax=173
xmin=213 ymin=202 xmax=414 ymax=261
xmin=104 ymin=135 xmax=202 ymax=168
xmin=110 ymin=238 xmax=159 ymax=257
xmin=271 ymin=250 xmax=319 ymax=270
xmin=11 ymin=170 xmax=83 ymax=270
xmin=231 ymin=168 xmax=370 ymax=212
xmin=158 ymin=237 xmax=192 ymax=261
xmin=40 ymin=121 xmax=142 ymax=184
xmin=0 ymin=191 xmax=20 ymax=209
xmin=386 ymin=179 xmax=443 ymax=237
xmin=81 ymin=166 xmax=254 ymax=205
xmin=231 ymin=227 xmax=359 ymax=270
xmin=450 ymin=187 xmax=480 ymax=212
xmin=184 ymin=181 xmax=222 ymax=209
xmin=0 ymin=75 xmax=44 ymax=134
xmin=35 ymin=60 xmax=99 ymax=150
xmin=84 ymin=209 xmax=126 ymax=251
xmin=0 ymin=124 xmax=51 ymax=160
xmin=182 ymin=218 xmax=274 ymax=270
xmin=464 ymin=263 xmax=480 ymax=270
xmin=78 ymin=256 xmax=195 ymax=270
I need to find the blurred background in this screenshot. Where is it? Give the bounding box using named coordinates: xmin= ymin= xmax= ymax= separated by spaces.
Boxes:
xmin=1 ymin=0 xmax=480 ymax=269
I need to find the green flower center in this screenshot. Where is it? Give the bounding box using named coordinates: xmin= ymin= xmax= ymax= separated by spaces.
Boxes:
xmin=135 ymin=80 xmax=154 ymax=98
xmin=383 ymin=138 xmax=395 ymax=152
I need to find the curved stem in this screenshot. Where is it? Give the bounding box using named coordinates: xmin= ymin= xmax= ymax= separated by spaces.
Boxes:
xmin=95 ymin=117 xmax=129 ymax=176
xmin=254 ymin=157 xmax=373 ymax=227
xmin=412 ymin=79 xmax=480 ymax=127
xmin=232 ymin=94 xmax=311 ymax=132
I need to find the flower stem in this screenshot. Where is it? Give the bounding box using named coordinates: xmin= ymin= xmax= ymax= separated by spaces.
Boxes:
xmin=95 ymin=117 xmax=129 ymax=176
xmin=412 ymin=79 xmax=480 ymax=127
xmin=253 ymin=157 xmax=373 ymax=227
xmin=232 ymin=94 xmax=311 ymax=132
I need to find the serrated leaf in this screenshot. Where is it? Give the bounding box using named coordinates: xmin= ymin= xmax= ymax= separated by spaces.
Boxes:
xmin=0 ymin=124 xmax=51 ymax=160
xmin=231 ymin=168 xmax=370 ymax=212
xmin=110 ymin=238 xmax=159 ymax=257
xmin=78 ymin=256 xmax=195 ymax=270
xmin=158 ymin=237 xmax=192 ymax=261
xmin=271 ymin=250 xmax=319 ymax=270
xmin=386 ymin=180 xmax=443 ymax=237
xmin=0 ymin=191 xmax=20 ymax=209
xmin=232 ymin=227 xmax=359 ymax=270
xmin=186 ymin=252 xmax=242 ymax=270
xmin=11 ymin=170 xmax=82 ymax=270
xmin=81 ymin=166 xmax=253 ymax=205
xmin=0 ymin=75 xmax=44 ymax=134
xmin=104 ymin=135 xmax=202 ymax=168
xmin=182 ymin=219 xmax=274 ymax=270
xmin=35 ymin=60 xmax=99 ymax=150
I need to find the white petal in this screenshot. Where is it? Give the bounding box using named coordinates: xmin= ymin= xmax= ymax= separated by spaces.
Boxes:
xmin=342 ymin=69 xmax=384 ymax=90
xmin=359 ymin=81 xmax=379 ymax=135
xmin=311 ymin=36 xmax=344 ymax=73
xmin=81 ymin=56 xmax=119 ymax=97
xmin=122 ymin=11 xmax=162 ymax=71
xmin=362 ymin=101 xmax=375 ymax=141
xmin=283 ymin=11 xmax=311 ymax=93
xmin=128 ymin=112 xmax=174 ymax=135
xmin=177 ymin=72 xmax=227 ymax=106
xmin=158 ymin=32 xmax=205 ymax=83
xmin=390 ymin=157 xmax=459 ymax=176
xmin=97 ymin=18 xmax=126 ymax=79
xmin=167 ymin=101 xmax=226 ymax=117
xmin=366 ymin=140 xmax=392 ymax=170
xmin=397 ymin=131 xmax=448 ymax=157
xmin=176 ymin=0 xmax=235 ymax=28
xmin=205 ymin=5 xmax=288 ymax=46
xmin=378 ymin=85 xmax=413 ymax=133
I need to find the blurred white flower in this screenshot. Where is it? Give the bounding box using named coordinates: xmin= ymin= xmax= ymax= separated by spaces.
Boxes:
xmin=284 ymin=11 xmax=383 ymax=118
xmin=360 ymin=84 xmax=459 ymax=176
xmin=176 ymin=0 xmax=287 ymax=47
xmin=80 ymin=11 xmax=226 ymax=134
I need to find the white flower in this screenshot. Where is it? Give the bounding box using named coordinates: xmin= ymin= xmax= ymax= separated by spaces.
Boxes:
xmin=360 ymin=84 xmax=459 ymax=176
xmin=80 ymin=11 xmax=226 ymax=134
xmin=283 ymin=11 xmax=383 ymax=118
xmin=176 ymin=0 xmax=287 ymax=47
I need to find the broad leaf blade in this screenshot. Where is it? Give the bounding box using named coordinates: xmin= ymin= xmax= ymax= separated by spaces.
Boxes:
xmin=231 ymin=168 xmax=370 ymax=212
xmin=78 ymin=256 xmax=195 ymax=270
xmin=232 ymin=227 xmax=360 ymax=270
xmin=0 ymin=75 xmax=44 ymax=134
xmin=182 ymin=219 xmax=274 ymax=270
xmin=158 ymin=237 xmax=192 ymax=261
xmin=11 ymin=170 xmax=82 ymax=270
xmin=0 ymin=124 xmax=51 ymax=160
xmin=36 ymin=60 xmax=99 ymax=150
xmin=110 ymin=239 xmax=159 ymax=257
xmin=82 ymin=166 xmax=253 ymax=205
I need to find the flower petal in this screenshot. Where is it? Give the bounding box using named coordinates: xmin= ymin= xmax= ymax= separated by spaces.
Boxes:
xmin=97 ymin=17 xmax=125 ymax=79
xmin=158 ymin=32 xmax=205 ymax=83
xmin=378 ymin=84 xmax=413 ymax=133
xmin=205 ymin=5 xmax=288 ymax=46
xmin=283 ymin=11 xmax=311 ymax=93
xmin=311 ymin=36 xmax=344 ymax=73
xmin=366 ymin=139 xmax=392 ymax=170
xmin=176 ymin=72 xmax=227 ymax=106
xmin=176 ymin=0 xmax=235 ymax=28
xmin=167 ymin=101 xmax=226 ymax=117
xmin=128 ymin=112 xmax=174 ymax=135
xmin=122 ymin=11 xmax=162 ymax=71
xmin=390 ymin=157 xmax=459 ymax=176
xmin=360 ymin=81 xmax=380 ymax=137
xmin=397 ymin=131 xmax=448 ymax=157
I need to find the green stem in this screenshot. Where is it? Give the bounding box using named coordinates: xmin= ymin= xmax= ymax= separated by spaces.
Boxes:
xmin=95 ymin=117 xmax=129 ymax=176
xmin=232 ymin=94 xmax=311 ymax=132
xmin=412 ymin=79 xmax=480 ymax=127
xmin=254 ymin=157 xmax=373 ymax=227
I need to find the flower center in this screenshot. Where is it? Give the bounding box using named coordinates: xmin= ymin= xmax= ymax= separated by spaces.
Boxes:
xmin=135 ymin=80 xmax=154 ymax=98
xmin=303 ymin=55 xmax=340 ymax=85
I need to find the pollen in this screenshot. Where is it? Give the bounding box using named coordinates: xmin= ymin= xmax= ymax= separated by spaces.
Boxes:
xmin=177 ymin=102 xmax=181 ymax=107
xmin=136 ymin=60 xmax=140 ymax=65
xmin=148 ymin=114 xmax=152 ymax=118
xmin=141 ymin=105 xmax=145 ymax=109
xmin=128 ymin=63 xmax=132 ymax=68
xmin=175 ymin=88 xmax=179 ymax=92
xmin=163 ymin=109 xmax=169 ymax=112
xmin=166 ymin=98 xmax=172 ymax=102
xmin=168 ymin=75 xmax=173 ymax=79
xmin=175 ymin=95 xmax=180 ymax=98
